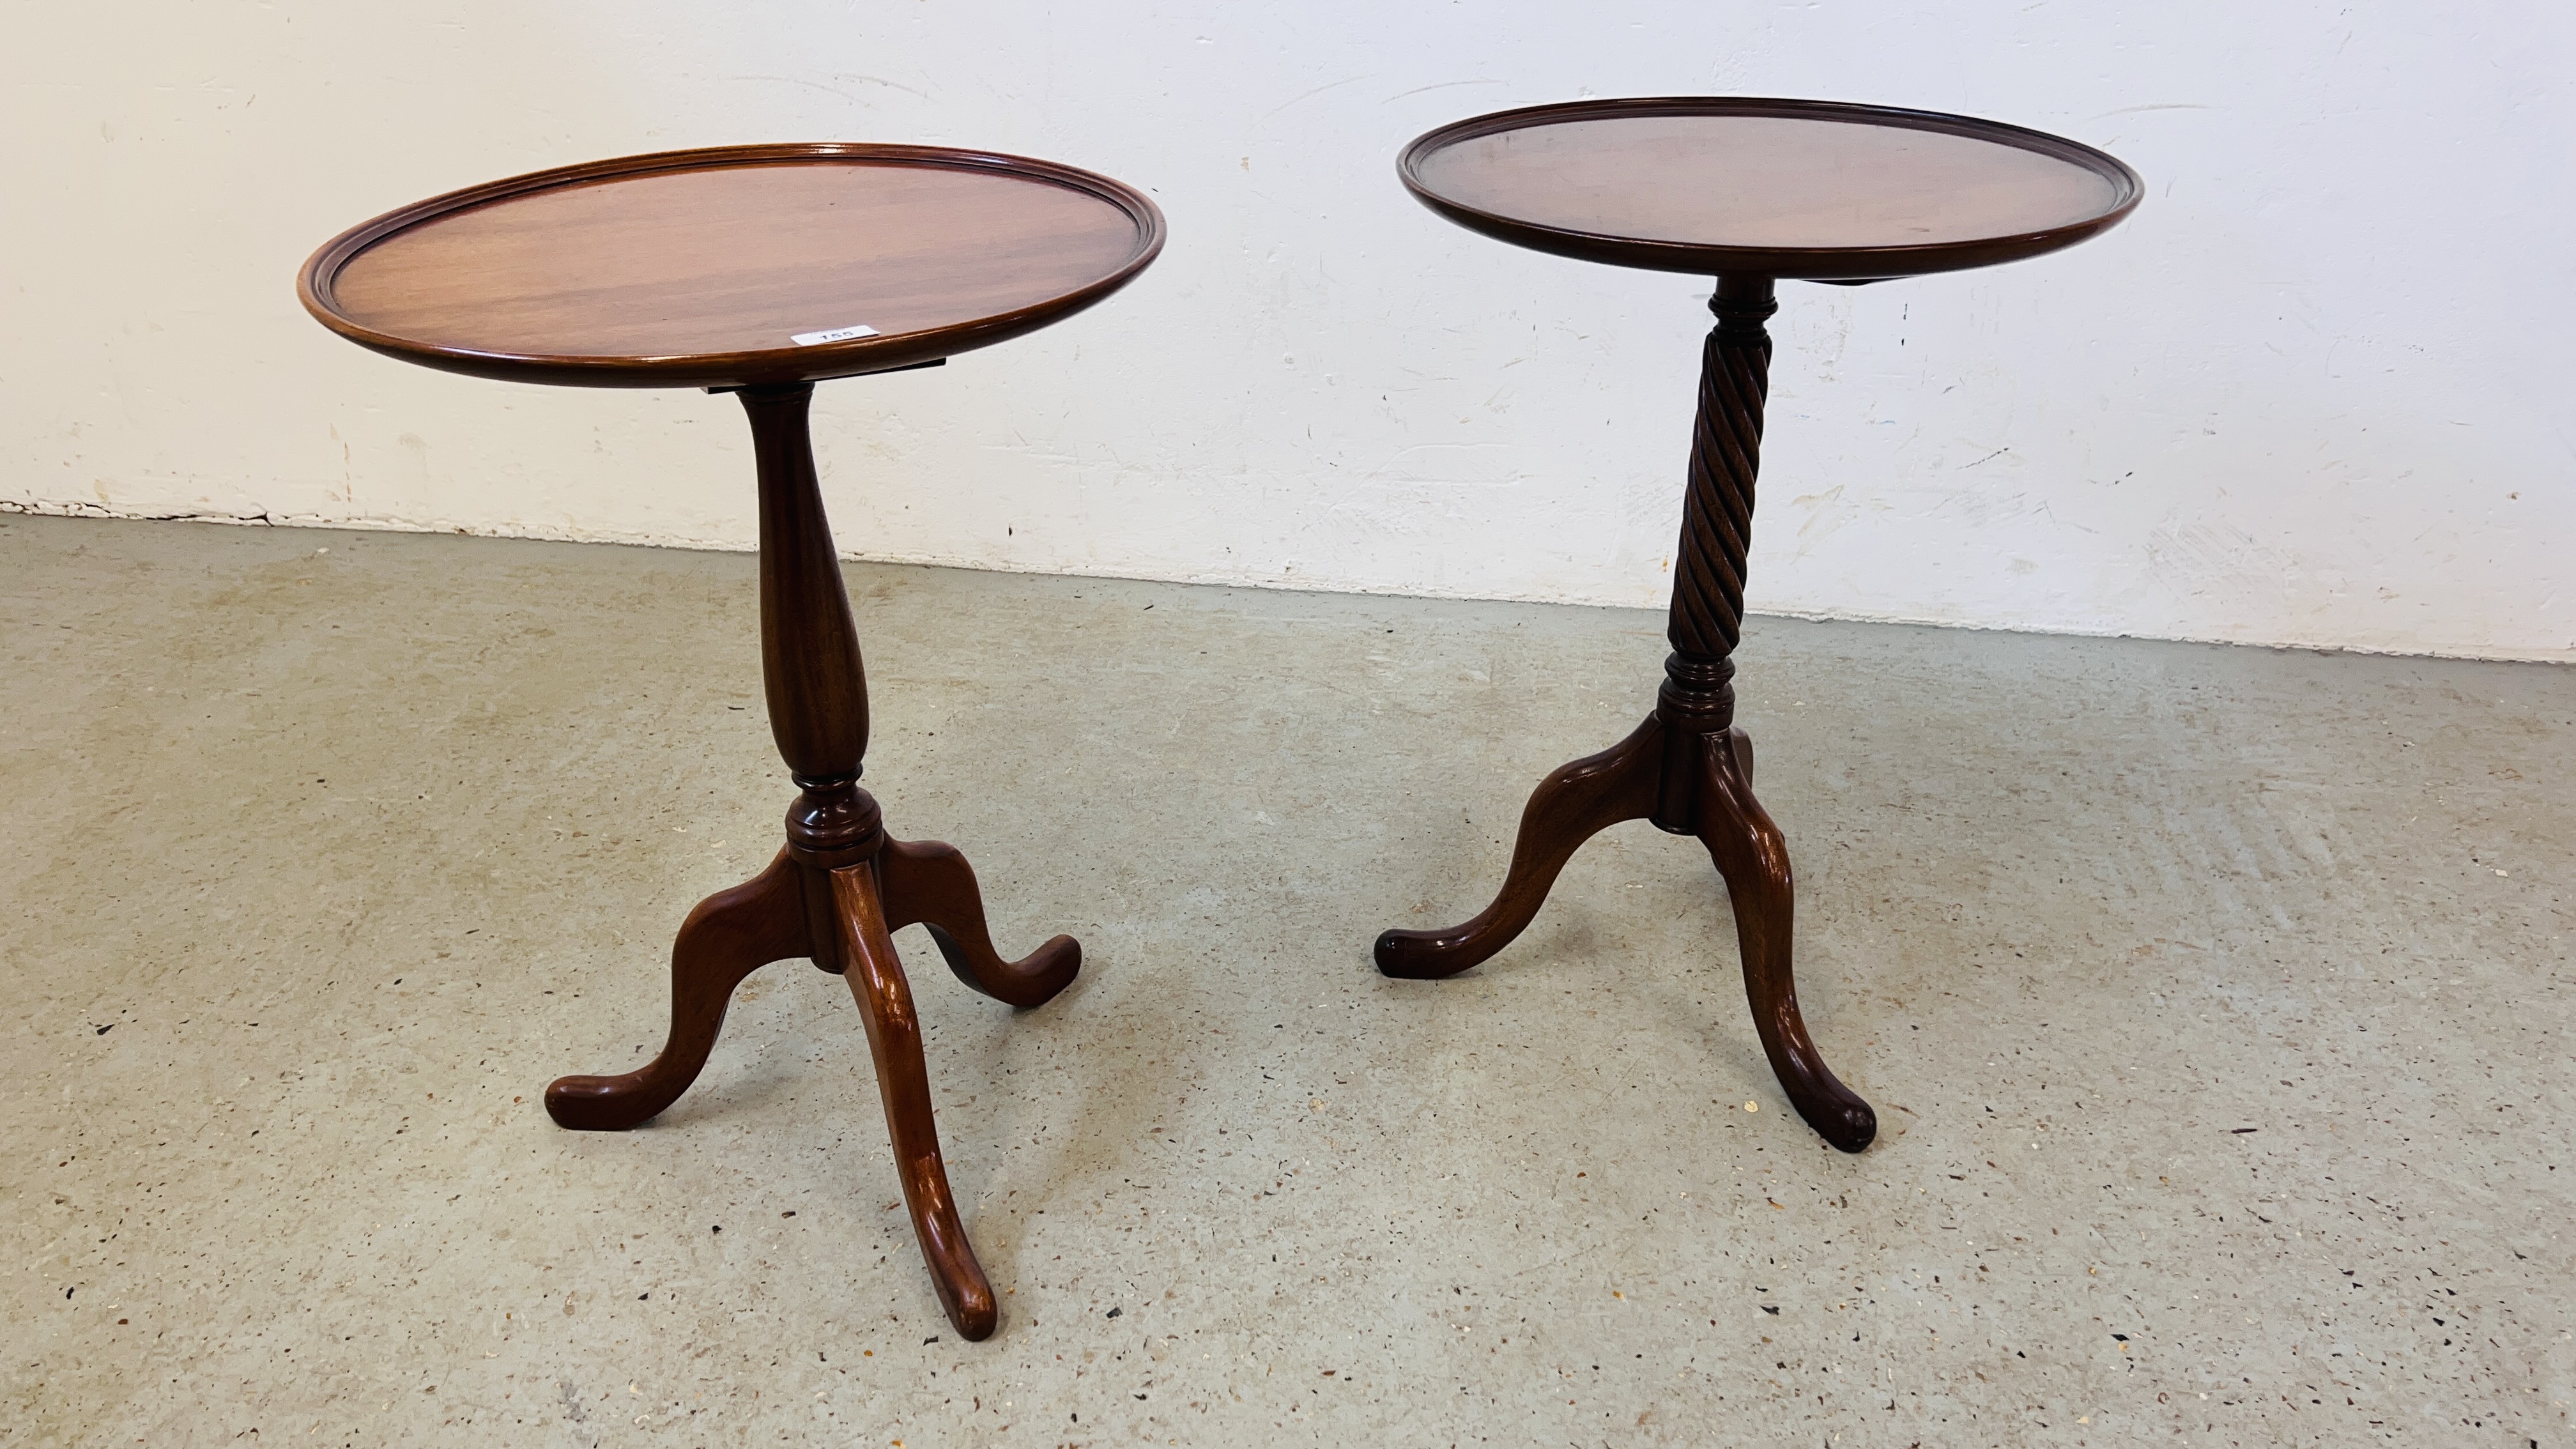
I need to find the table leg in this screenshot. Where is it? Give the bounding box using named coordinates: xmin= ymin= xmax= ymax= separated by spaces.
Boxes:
xmin=1374 ymin=714 xmax=1663 ymax=979
xmin=879 ymin=836 xmax=1082 ymax=1008
xmin=542 ymin=381 xmax=1078 ymax=1339
xmin=542 ymin=850 xmax=806 ymax=1130
xmin=831 ymin=859 xmax=997 ymax=1339
xmin=1374 ymin=276 xmax=1876 ymax=1153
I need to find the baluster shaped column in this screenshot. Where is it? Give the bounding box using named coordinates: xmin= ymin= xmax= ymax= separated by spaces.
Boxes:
xmin=740 ymin=383 xmax=884 ymax=868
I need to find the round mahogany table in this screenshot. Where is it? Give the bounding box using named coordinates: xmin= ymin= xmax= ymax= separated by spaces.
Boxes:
xmin=1376 ymin=99 xmax=2138 ymax=1153
xmin=301 ymin=143 xmax=1164 ymax=1339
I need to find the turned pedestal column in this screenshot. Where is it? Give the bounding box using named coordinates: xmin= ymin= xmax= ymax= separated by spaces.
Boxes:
xmin=1376 ymin=277 xmax=1876 ymax=1151
xmin=542 ymin=383 xmax=1082 ymax=1339
xmin=298 ymin=142 xmax=1165 ymax=1338
xmin=1380 ymin=98 xmax=2140 ymax=1156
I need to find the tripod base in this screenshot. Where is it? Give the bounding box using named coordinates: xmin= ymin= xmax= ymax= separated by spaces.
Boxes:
xmin=546 ymin=822 xmax=1077 ymax=1340
xmin=1374 ymin=712 xmax=1876 ymax=1153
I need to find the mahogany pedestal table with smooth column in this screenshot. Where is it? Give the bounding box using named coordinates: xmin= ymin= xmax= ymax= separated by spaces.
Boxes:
xmin=1377 ymin=99 xmax=2139 ymax=1153
xmin=299 ymin=144 xmax=1164 ymax=1339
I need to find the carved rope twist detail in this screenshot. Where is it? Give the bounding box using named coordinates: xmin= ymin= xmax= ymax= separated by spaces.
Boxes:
xmin=1667 ymin=291 xmax=1775 ymax=661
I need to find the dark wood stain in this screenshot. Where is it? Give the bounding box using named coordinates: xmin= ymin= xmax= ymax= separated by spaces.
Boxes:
xmin=300 ymin=146 xmax=1153 ymax=1339
xmin=1400 ymin=96 xmax=2138 ymax=280
xmin=539 ymin=385 xmax=1082 ymax=1342
xmin=1381 ymin=101 xmax=2141 ymax=1154
xmin=301 ymin=143 xmax=1165 ymax=388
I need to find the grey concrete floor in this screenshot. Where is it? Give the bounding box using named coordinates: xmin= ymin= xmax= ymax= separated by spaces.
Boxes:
xmin=3 ymin=514 xmax=2570 ymax=1447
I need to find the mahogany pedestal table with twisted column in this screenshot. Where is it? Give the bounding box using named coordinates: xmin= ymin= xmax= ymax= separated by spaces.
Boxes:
xmin=300 ymin=144 xmax=1164 ymax=1339
xmin=1378 ymin=100 xmax=2140 ymax=1153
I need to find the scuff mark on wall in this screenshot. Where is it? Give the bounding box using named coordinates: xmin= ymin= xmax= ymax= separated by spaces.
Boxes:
xmin=4 ymin=1 xmax=2568 ymax=661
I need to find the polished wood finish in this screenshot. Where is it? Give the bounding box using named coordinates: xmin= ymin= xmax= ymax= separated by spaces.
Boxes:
xmin=1376 ymin=716 xmax=1664 ymax=978
xmin=1385 ymin=101 xmax=2135 ymax=1154
xmin=543 ymin=850 xmax=812 ymax=1131
xmin=1377 ymin=711 xmax=1873 ymax=1152
xmin=300 ymin=144 xmax=1165 ymax=388
xmin=831 ymin=860 xmax=995 ymax=1339
xmin=302 ymin=145 xmax=1153 ymax=1340
xmin=535 ymin=385 xmax=1083 ymax=1339
xmin=541 ymin=829 xmax=1071 ymax=1343
xmin=879 ymin=837 xmax=1081 ymax=1008
xmin=1401 ymin=97 xmax=2139 ymax=280
xmin=742 ymin=383 xmax=880 ymax=874
xmin=1376 ymin=277 xmax=1871 ymax=1152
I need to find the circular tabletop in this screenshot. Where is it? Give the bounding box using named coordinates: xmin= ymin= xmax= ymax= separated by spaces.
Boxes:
xmin=1400 ymin=98 xmax=2138 ymax=282
xmin=300 ymin=143 xmax=1166 ymax=389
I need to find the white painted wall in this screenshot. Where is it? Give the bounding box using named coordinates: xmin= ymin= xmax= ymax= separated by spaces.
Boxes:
xmin=8 ymin=2 xmax=2572 ymax=659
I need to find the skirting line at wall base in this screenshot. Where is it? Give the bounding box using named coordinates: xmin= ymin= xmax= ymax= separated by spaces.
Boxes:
xmin=5 ymin=498 xmax=2564 ymax=666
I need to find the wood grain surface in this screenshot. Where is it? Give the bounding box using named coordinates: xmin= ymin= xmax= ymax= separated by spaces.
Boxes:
xmin=543 ymin=383 xmax=1081 ymax=1340
xmin=1402 ymin=97 xmax=2138 ymax=280
xmin=1375 ymin=279 xmax=1875 ymax=1153
xmin=302 ymin=144 xmax=1164 ymax=388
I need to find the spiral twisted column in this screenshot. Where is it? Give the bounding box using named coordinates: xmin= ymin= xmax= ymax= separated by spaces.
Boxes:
xmin=1655 ymin=275 xmax=1777 ymax=830
xmin=1666 ymin=275 xmax=1777 ymax=675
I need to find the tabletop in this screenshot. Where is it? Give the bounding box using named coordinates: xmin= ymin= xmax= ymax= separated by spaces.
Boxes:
xmin=300 ymin=143 xmax=1166 ymax=389
xmin=1401 ymin=98 xmax=2139 ymax=282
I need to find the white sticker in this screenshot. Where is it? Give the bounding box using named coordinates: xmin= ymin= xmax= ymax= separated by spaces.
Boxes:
xmin=791 ymin=324 xmax=880 ymax=346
